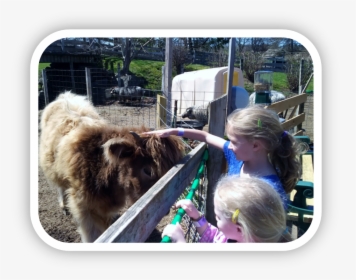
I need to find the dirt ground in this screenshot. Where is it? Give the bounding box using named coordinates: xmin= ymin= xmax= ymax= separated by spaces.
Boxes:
xmin=38 ymin=162 xmax=177 ymax=243
xmin=38 ymin=95 xmax=314 ymax=243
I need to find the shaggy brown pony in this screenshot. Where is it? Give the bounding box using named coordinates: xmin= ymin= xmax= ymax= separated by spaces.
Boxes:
xmin=39 ymin=92 xmax=185 ymax=242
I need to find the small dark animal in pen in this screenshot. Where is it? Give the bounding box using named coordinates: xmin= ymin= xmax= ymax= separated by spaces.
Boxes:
xmin=181 ymin=104 xmax=209 ymax=125
xmin=109 ymin=86 xmax=145 ymax=102
xmin=39 ymin=91 xmax=185 ymax=242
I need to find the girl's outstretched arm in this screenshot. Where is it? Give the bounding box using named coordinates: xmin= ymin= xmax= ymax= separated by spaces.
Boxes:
xmin=143 ymin=128 xmax=226 ymax=150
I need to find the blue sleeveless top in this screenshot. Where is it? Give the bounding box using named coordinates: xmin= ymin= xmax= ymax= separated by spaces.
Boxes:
xmin=223 ymin=141 xmax=288 ymax=209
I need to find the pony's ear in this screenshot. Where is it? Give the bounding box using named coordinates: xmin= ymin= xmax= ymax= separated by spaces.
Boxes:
xmin=102 ymin=138 xmax=136 ymax=164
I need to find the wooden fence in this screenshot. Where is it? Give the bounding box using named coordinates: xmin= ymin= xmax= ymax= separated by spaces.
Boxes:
xmin=94 ymin=90 xmax=311 ymax=242
xmin=265 ymin=93 xmax=309 ymax=135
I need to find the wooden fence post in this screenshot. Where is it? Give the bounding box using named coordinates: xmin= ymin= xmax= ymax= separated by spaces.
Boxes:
xmin=206 ymin=94 xmax=227 ymax=226
xmin=226 ymin=38 xmax=236 ymax=117
xmin=297 ymin=73 xmax=314 ymax=132
xmin=161 ymin=66 xmax=165 ymax=91
xmin=299 ymin=59 xmax=304 ymax=94
xmin=70 ymin=61 xmax=76 ymax=92
xmin=85 ymin=68 xmax=92 ymax=102
xmin=117 ymin=63 xmax=121 ymax=87
xmin=156 ymin=95 xmax=167 ymax=129
xmin=172 ymin=100 xmax=178 ymax=128
xmin=296 ymin=59 xmax=305 ymax=133
xmin=164 ymin=38 xmax=172 ymax=126
xmin=41 ymin=69 xmax=49 ymax=106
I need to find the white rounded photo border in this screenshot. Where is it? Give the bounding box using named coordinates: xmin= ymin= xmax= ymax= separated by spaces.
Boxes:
xmin=30 ymin=29 xmax=321 ymax=252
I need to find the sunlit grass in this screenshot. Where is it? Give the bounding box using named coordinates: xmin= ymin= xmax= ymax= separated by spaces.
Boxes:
xmin=38 ymin=63 xmax=50 ymax=75
xmin=40 ymin=59 xmax=313 ymax=93
xmin=273 ymin=72 xmax=289 ymax=92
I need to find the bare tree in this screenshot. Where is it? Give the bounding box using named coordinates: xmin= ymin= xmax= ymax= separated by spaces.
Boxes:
xmin=185 ymin=37 xmax=230 ymax=52
xmin=73 ymin=37 xmax=156 ymax=74
xmin=114 ymin=38 xmax=155 ymax=74
xmin=172 ymin=44 xmax=190 ymax=74
xmin=250 ymin=38 xmax=269 ymax=52
xmin=285 ymin=53 xmax=313 ymax=92
xmin=208 ymin=47 xmax=229 ymax=67
xmin=241 ymin=51 xmax=264 ymax=82
xmin=235 ymin=37 xmax=249 ymax=54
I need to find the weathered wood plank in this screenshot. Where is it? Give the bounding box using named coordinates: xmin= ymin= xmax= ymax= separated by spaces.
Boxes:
xmin=266 ymin=93 xmax=308 ymax=113
xmin=156 ymin=95 xmax=167 ymax=129
xmin=288 ymin=104 xmax=298 ymax=120
xmin=206 ymin=94 xmax=227 ymax=225
xmin=281 ymin=113 xmax=305 ymax=131
xmin=294 ymin=130 xmax=305 ymax=136
xmin=95 ymin=142 xmax=207 ymax=243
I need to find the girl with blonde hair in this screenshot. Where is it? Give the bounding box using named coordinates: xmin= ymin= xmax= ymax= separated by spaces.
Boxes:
xmin=162 ymin=175 xmax=291 ymax=243
xmin=144 ymin=105 xmax=306 ymax=209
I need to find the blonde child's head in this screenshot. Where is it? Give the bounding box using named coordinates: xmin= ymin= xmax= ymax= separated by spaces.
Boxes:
xmin=214 ymin=175 xmax=289 ymax=242
xmin=226 ymin=105 xmax=307 ymax=193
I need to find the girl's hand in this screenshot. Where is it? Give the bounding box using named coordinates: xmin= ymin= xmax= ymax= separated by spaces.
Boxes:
xmin=162 ymin=224 xmax=186 ymax=243
xmin=174 ymin=199 xmax=201 ymax=220
xmin=141 ymin=129 xmax=173 ymax=138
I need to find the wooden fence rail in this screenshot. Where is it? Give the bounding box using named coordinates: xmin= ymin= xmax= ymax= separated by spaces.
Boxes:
xmin=265 ymin=93 xmax=308 ymax=135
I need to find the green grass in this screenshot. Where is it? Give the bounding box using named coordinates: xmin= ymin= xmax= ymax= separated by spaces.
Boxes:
xmin=39 ymin=59 xmax=313 ymax=94
xmin=306 ymin=77 xmax=314 ymax=92
xmin=273 ymin=72 xmax=290 ymax=92
xmin=38 ymin=63 xmax=50 ymax=75
xmin=184 ymin=63 xmax=210 ymax=72
xmin=244 ymin=80 xmax=254 ymax=93
xmin=102 ymin=58 xmax=210 ymax=89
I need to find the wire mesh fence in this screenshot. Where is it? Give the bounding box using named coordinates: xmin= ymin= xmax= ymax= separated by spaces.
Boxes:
xmin=39 ymin=67 xmax=313 ymax=143
xmin=39 ymin=67 xmax=161 ymax=129
xmin=94 ymin=102 xmax=157 ymax=128
xmin=171 ymin=154 xmax=209 ymax=243
xmin=38 ymin=66 xmax=313 ymax=242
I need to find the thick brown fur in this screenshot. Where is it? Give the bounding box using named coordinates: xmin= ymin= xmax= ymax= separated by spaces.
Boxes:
xmin=39 ymin=91 xmax=185 ymax=242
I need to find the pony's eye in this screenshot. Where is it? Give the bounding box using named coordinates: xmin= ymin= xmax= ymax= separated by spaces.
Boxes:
xmin=143 ymin=167 xmax=152 ymax=177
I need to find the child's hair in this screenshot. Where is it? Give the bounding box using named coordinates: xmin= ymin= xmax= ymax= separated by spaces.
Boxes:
xmin=214 ymin=175 xmax=291 ymax=243
xmin=226 ymin=105 xmax=307 ymax=193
